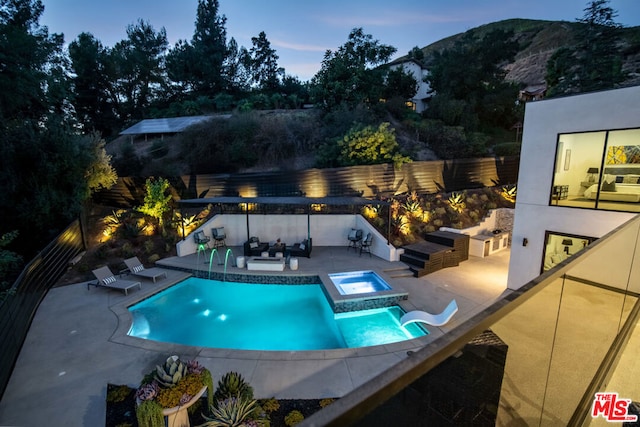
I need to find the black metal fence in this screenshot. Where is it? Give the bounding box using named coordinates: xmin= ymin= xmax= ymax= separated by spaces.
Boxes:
xmin=0 ymin=220 xmax=85 ymax=400
xmin=94 ymin=157 xmax=520 ymax=207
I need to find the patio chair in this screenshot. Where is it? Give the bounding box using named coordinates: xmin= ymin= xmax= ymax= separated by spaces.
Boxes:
xmin=194 ymin=230 xmax=210 ymax=255
xmin=90 ymin=266 xmax=141 ymax=296
xmin=360 ymin=233 xmax=373 ymax=257
xmin=347 ymin=228 xmax=363 ymax=252
xmin=123 ymin=256 xmax=168 ymax=283
xmin=400 ymin=300 xmax=458 ymax=327
xmin=211 ymin=227 xmax=227 ymax=249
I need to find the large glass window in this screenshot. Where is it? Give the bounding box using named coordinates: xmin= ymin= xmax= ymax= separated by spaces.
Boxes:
xmin=550 ymin=128 xmax=640 ymax=213
xmin=541 ymin=231 xmax=596 ymax=273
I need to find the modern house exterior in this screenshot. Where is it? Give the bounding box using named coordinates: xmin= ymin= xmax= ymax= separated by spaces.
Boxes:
xmin=307 ymin=85 xmax=640 ymax=425
xmin=387 ymin=59 xmax=431 ymax=113
xmin=508 ymin=85 xmax=640 ymax=290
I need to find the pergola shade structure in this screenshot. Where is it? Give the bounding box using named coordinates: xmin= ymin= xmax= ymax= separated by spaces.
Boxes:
xmin=177 ymin=196 xmax=391 ymax=244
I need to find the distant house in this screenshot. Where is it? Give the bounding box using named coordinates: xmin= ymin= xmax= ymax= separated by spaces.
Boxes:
xmin=518 ymin=84 xmax=547 ymax=102
xmin=387 ymin=59 xmax=431 ymax=113
xmin=119 ymin=115 xmax=231 ymax=143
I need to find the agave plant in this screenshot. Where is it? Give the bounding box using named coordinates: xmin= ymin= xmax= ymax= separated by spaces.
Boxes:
xmin=448 ymin=192 xmax=466 ymax=213
xmin=200 ymin=397 xmax=259 ymax=427
xmin=213 ymin=372 xmax=254 ymax=402
xmin=154 ymin=355 xmax=188 ymax=388
xmin=501 ymin=184 xmax=517 ymax=202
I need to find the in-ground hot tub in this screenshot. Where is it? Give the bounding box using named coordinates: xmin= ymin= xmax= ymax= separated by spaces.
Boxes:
xmin=323 ymin=270 xmax=408 ymax=313
xmin=328 ymin=270 xmax=392 ymax=295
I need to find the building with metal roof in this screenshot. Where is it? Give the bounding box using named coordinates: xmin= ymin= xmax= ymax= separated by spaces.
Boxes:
xmin=119 ymin=115 xmax=231 ymax=141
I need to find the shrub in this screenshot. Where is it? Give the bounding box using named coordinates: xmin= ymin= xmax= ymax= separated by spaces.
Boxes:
xmin=120 ymin=242 xmax=135 ymax=259
xmin=493 ymin=141 xmax=521 ymax=156
xmin=285 ymin=410 xmax=304 ymax=426
xmin=148 ymin=140 xmax=168 ymax=158
xmin=261 ymin=397 xmax=280 ymax=413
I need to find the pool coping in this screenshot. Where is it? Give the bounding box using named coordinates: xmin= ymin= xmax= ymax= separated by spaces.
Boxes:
xmin=108 ymin=270 xmax=437 ymax=361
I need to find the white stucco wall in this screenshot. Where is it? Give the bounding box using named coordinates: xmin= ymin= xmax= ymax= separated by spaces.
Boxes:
xmin=176 ymin=214 xmax=399 ymax=261
xmin=507 ymin=86 xmax=640 ymax=290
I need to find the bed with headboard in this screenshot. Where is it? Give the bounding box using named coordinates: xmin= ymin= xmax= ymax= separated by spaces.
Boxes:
xmin=584 ymin=167 xmax=640 ymax=202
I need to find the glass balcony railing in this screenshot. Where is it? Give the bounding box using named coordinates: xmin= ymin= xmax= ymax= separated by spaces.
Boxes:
xmin=302 ymin=215 xmax=640 ymax=426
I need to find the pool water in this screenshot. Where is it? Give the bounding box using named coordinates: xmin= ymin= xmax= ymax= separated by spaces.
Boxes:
xmin=328 ymin=270 xmax=392 ymax=295
xmin=128 ymin=277 xmax=426 ymax=351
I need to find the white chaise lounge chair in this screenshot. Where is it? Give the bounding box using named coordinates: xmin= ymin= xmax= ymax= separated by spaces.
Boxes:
xmin=400 ymin=299 xmax=458 ymax=327
xmin=90 ymin=266 xmax=141 ymax=295
xmin=124 ymin=256 xmax=168 ymax=283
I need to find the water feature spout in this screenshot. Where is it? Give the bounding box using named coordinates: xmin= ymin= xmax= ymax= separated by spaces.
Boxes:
xmin=208 ymin=249 xmax=222 ymax=280
xmin=223 ymin=248 xmax=235 ymax=283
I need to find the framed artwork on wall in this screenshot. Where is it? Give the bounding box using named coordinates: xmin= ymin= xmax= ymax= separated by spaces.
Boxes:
xmin=564 ymin=149 xmax=571 ymax=171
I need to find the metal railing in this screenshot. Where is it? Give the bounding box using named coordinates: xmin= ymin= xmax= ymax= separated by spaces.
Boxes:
xmin=0 ymin=220 xmax=85 ymax=399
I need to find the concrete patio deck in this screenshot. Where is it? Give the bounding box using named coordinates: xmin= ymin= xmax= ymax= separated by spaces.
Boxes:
xmin=0 ymin=245 xmax=511 ymax=426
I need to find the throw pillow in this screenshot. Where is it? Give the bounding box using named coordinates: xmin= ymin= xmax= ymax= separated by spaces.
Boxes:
xmin=348 ymin=229 xmax=357 ymax=240
xmin=133 ymin=265 xmax=144 ymax=273
xmin=299 ymin=243 xmax=306 ymax=250
xmin=250 ymin=242 xmax=258 ymax=249
xmin=104 ymin=276 xmax=116 ymax=284
xmin=601 ymin=181 xmax=616 ymax=192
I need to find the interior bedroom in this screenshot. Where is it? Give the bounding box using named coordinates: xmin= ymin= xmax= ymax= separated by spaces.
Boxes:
xmin=551 ymin=127 xmax=640 ymax=213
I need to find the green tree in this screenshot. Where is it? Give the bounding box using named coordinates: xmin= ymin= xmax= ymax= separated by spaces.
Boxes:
xmin=68 ymin=32 xmax=119 ymax=137
xmin=137 ymin=177 xmax=172 ymax=230
xmin=382 ymin=67 xmax=418 ymax=101
xmin=311 ymin=28 xmax=396 ymax=110
xmin=110 ymin=19 xmax=168 ymax=121
xmin=338 ymin=122 xmax=410 ymax=168
xmin=85 ymin=134 xmax=118 ymax=193
xmin=0 ymin=0 xmax=63 ymax=122
xmin=407 ymin=46 xmax=424 ymax=61
xmin=249 ymin=31 xmax=282 ymax=92
xmin=224 ymin=37 xmax=251 ymax=96
xmin=195 ymin=0 xmax=229 ymax=96
xmin=0 ymin=230 xmax=22 ymax=298
xmin=546 ymin=0 xmax=625 ymax=96
xmin=425 ymin=29 xmax=520 ymax=130
xmin=165 ymin=0 xmax=229 ymax=99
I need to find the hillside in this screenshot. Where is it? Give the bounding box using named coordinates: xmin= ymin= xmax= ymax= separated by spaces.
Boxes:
xmin=396 ymin=18 xmax=640 ymax=88
xmin=107 ymin=19 xmax=640 ymax=177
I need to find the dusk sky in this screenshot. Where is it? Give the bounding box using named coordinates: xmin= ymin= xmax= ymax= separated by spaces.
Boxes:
xmin=41 ymin=0 xmax=640 ymax=81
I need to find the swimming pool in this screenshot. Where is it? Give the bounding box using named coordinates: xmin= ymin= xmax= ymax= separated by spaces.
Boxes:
xmin=328 ymin=270 xmax=392 ymax=295
xmin=127 ymin=277 xmax=426 ymax=350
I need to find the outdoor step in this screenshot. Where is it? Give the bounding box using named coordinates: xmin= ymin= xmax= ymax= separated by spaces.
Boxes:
xmin=409 ymin=267 xmax=429 ymax=278
xmin=399 ymin=253 xmax=428 ymax=268
xmin=388 ymin=270 xmax=415 ymax=278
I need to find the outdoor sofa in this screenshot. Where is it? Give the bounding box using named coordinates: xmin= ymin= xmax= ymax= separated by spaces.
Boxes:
xmin=243 ymin=236 xmax=269 ymax=257
xmin=288 ymin=238 xmax=312 ymax=258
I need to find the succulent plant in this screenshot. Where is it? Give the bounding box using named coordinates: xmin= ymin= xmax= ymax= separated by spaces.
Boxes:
xmin=213 ymin=371 xmax=254 ymax=403
xmin=154 ymin=355 xmax=188 ymax=388
xmin=186 ymin=359 xmax=205 ymax=375
xmin=136 ymin=381 xmax=159 ymax=401
xmin=200 ymin=397 xmax=259 ymax=427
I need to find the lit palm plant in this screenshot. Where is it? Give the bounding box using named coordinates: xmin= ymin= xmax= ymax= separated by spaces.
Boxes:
xmin=448 ymin=192 xmax=466 ymax=213
xmin=501 ymin=184 xmax=517 ymax=203
xmin=403 ymin=191 xmax=423 ymax=218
